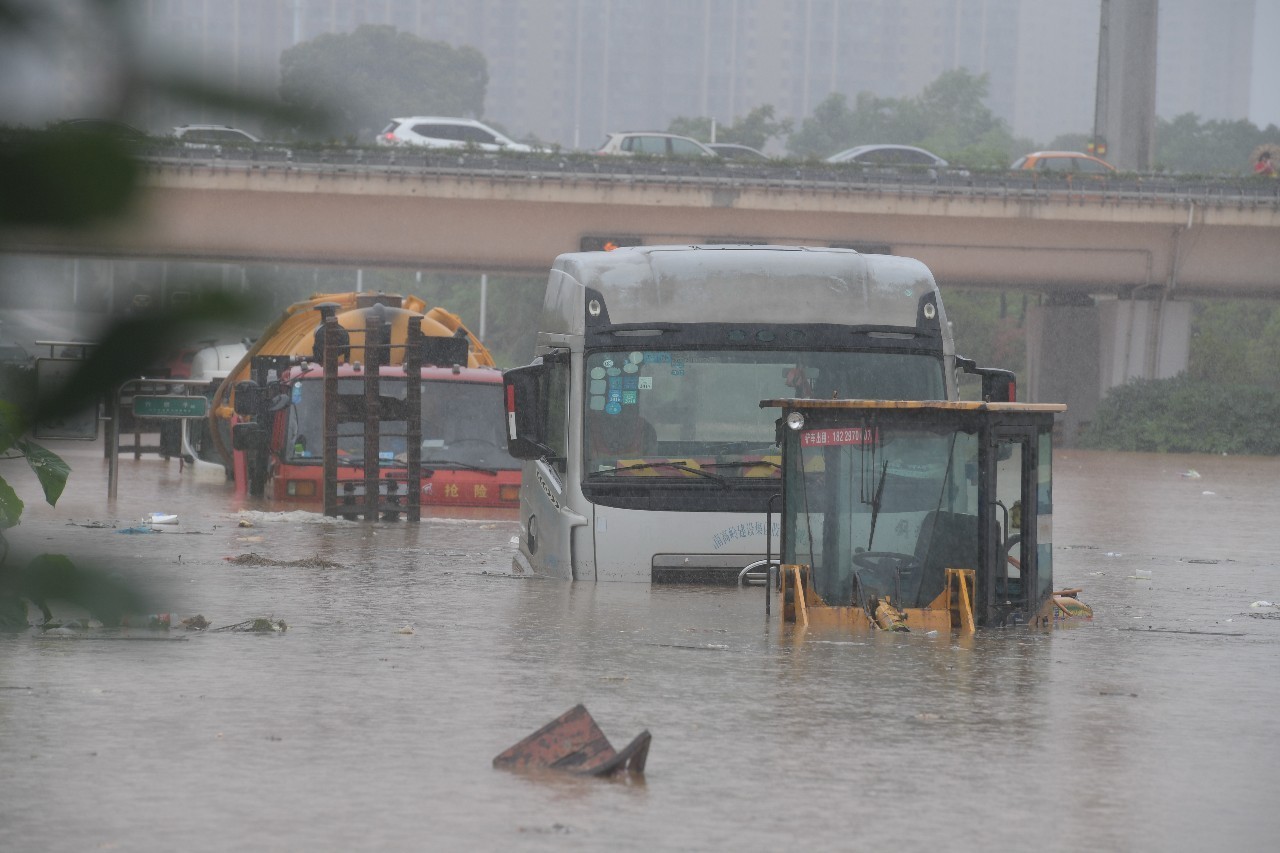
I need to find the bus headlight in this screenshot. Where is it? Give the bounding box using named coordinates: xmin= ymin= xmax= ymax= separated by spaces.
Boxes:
xmin=785 ymin=412 xmax=805 ymax=431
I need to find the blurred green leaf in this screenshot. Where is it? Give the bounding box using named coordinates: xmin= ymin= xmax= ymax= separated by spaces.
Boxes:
xmin=36 ymin=292 xmax=259 ymax=422
xmin=278 ymin=25 xmax=486 ymax=139
xmin=15 ymin=438 xmax=70 ymax=506
xmin=0 ymin=399 xmax=22 ymax=454
xmin=0 ymin=0 xmax=54 ymax=33
xmin=151 ymin=71 xmax=327 ymax=132
xmin=18 ymin=552 xmax=151 ymax=626
xmin=0 ymin=475 xmax=23 ymax=528
xmin=0 ymin=130 xmax=142 ymax=228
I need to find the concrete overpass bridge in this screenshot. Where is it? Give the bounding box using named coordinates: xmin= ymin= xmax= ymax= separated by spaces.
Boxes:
xmin=4 ymin=150 xmax=1279 ymax=438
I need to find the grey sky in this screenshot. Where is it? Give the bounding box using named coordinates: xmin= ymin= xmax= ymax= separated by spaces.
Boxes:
xmin=1253 ymin=0 xmax=1280 ymax=128
xmin=1 ymin=1 xmax=1276 ymax=139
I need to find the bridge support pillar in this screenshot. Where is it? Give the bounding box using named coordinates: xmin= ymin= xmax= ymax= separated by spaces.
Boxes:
xmin=1025 ymin=296 xmax=1190 ymax=445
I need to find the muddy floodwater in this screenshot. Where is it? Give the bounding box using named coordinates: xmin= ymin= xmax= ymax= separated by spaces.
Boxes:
xmin=2 ymin=442 xmax=1278 ymax=852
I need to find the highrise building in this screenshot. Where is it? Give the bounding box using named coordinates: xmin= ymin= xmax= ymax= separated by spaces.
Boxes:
xmin=1157 ymin=0 xmax=1255 ymax=122
xmin=115 ymin=0 xmax=1259 ymax=150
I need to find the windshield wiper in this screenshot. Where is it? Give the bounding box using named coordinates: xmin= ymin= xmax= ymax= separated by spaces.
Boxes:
xmin=699 ymin=459 xmax=781 ymax=472
xmin=589 ymin=461 xmax=726 ymax=485
xmin=868 ymin=459 xmax=889 ymax=550
xmin=339 ymin=457 xmax=408 ymax=469
xmin=422 ymin=460 xmax=499 ymax=475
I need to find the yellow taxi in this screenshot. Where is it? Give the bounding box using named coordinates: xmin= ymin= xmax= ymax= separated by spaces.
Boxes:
xmin=1011 ymin=150 xmax=1116 ymax=175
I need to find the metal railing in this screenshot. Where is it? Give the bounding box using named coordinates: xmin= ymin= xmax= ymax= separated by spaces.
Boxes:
xmin=139 ymin=142 xmax=1280 ymax=209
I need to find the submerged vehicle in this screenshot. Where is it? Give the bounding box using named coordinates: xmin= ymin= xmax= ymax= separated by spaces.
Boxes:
xmin=503 ymin=244 xmax=1013 ymax=582
xmin=209 ymin=293 xmax=520 ymax=512
xmin=763 ymin=397 xmax=1091 ymax=632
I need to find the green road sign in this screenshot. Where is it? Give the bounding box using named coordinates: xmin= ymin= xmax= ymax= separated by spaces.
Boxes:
xmin=132 ymin=395 xmax=209 ymax=418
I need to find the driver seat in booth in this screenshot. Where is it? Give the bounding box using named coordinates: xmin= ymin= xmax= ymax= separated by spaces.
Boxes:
xmin=913 ymin=511 xmax=979 ymax=606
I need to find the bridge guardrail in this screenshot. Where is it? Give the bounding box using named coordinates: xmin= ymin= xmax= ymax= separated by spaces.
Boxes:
xmin=10 ymin=123 xmax=1274 ymax=202
xmin=139 ymin=142 xmax=1280 ymax=209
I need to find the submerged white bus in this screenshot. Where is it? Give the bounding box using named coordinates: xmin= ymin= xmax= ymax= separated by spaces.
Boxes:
xmin=503 ymin=245 xmax=1012 ymax=582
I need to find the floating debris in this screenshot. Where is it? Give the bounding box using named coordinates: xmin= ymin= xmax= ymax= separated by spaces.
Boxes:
xmin=224 ymin=553 xmax=342 ymax=568
xmin=120 ymin=613 xmax=171 ymax=629
xmin=394 ymin=625 xmax=415 ymax=635
xmin=1124 ymin=627 xmax=1246 ymax=636
xmin=146 ymin=512 xmax=179 ymax=525
xmin=236 ymin=510 xmax=352 ymax=525
xmin=181 ymin=615 xmax=210 ymax=630
xmin=494 ymin=704 xmax=650 ymax=778
xmin=1179 ymin=469 xmax=1201 ymax=479
xmin=1249 ymin=601 xmax=1276 ymax=609
xmin=116 ymin=525 xmax=160 ymax=535
xmin=213 ymin=618 xmax=288 ymax=633
xmin=42 ymin=617 xmax=100 ymax=632
xmin=67 ymin=520 xmax=115 ymax=529
xmin=237 ymin=519 xmax=255 ymax=528
xmin=1053 ymin=589 xmax=1093 ymax=618
xmin=644 ymin=642 xmax=729 ymax=651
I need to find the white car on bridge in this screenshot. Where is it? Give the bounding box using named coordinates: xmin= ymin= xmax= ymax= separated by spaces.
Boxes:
xmin=376 ymin=117 xmax=533 ymax=152
xmin=595 ymin=131 xmax=718 ymax=158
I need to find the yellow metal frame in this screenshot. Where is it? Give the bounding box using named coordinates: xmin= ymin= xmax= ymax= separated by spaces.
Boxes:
xmin=780 ymin=564 xmax=810 ymax=626
xmin=777 ymin=563 xmax=967 ymax=635
xmin=944 ymin=568 xmax=976 ymax=634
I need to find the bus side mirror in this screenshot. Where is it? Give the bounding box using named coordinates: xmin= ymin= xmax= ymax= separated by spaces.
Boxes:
xmin=503 ymin=360 xmax=553 ymax=460
xmin=233 ymin=380 xmax=262 ymax=416
xmin=956 ymin=358 xmax=1017 ymax=403
xmin=232 ymin=421 xmax=265 ymax=451
xmin=979 ymin=369 xmax=1016 ymax=403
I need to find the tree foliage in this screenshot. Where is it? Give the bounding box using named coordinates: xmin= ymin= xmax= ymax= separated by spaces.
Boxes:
xmin=1153 ymin=113 xmax=1280 ymax=175
xmin=1079 ymin=375 xmax=1280 ymax=454
xmin=945 ymin=290 xmax=1028 ymax=379
xmin=668 ymin=105 xmax=793 ymax=151
xmin=786 ymin=70 xmax=1020 ymax=167
xmin=1188 ymin=300 xmax=1280 ymax=389
xmin=1048 ymin=114 xmax=1280 ymax=175
xmin=277 ymin=25 xmax=488 ymax=141
xmin=1079 ymin=299 xmax=1280 ymax=454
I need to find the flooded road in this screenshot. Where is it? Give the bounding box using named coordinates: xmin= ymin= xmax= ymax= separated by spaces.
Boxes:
xmin=2 ymin=442 xmax=1279 ymax=852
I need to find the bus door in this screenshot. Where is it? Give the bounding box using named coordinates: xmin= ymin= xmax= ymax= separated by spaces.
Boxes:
xmin=506 ymin=352 xmax=592 ymax=579
xmin=985 ymin=428 xmax=1035 ymax=625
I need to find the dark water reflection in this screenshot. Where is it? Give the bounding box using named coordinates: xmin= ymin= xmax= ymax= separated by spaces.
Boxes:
xmin=1 ymin=444 xmax=1278 ymax=851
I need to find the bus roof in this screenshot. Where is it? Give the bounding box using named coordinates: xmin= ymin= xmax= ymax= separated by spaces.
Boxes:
xmin=540 ymin=245 xmax=945 ymax=338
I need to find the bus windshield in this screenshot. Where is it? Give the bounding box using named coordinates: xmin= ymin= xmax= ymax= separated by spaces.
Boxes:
xmin=583 ymin=349 xmax=945 ymax=477
xmin=285 ymin=378 xmax=519 ymax=471
xmin=785 ymin=421 xmax=979 ymax=609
